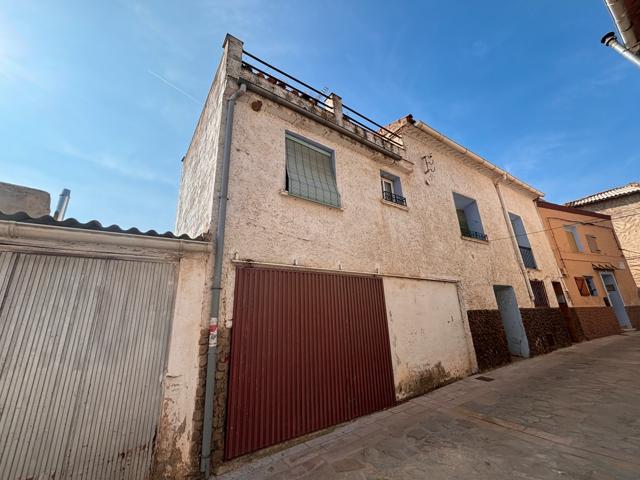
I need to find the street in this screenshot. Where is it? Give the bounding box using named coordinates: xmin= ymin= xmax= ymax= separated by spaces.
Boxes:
xmin=218 ymin=332 xmax=640 ymax=479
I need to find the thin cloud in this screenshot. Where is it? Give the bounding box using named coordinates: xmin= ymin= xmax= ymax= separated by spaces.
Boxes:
xmin=148 ymin=69 xmax=199 ymax=103
xmin=59 ymin=142 xmax=174 ymax=186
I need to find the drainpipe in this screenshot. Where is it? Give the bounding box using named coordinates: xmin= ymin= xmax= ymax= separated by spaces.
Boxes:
xmin=201 ymin=82 xmax=246 ymax=477
xmin=494 ymin=175 xmax=535 ymax=302
xmin=601 ymin=32 xmax=640 ymax=68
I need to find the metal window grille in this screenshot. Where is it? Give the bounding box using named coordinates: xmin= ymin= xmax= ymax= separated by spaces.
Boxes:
xmin=530 ymin=279 xmax=550 ymax=307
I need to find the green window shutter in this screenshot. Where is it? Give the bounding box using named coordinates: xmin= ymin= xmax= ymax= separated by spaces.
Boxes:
xmin=456 ymin=209 xmax=469 ymax=234
xmin=286 ymin=136 xmax=340 ymax=207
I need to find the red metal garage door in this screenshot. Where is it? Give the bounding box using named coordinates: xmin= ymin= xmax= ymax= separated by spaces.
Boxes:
xmin=225 ymin=266 xmax=396 ymax=459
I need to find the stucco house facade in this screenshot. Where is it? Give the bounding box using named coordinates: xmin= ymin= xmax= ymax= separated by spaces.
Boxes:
xmin=176 ymin=35 xmax=569 ymax=471
xmin=566 ymin=182 xmax=640 ymax=292
xmin=537 ymin=200 xmax=640 ymax=338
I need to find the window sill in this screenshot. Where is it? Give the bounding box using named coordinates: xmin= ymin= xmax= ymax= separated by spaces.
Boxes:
xmin=380 ymin=198 xmax=408 ymax=211
xmin=461 ymin=235 xmax=489 ymax=245
xmin=279 ymin=190 xmax=344 ymax=211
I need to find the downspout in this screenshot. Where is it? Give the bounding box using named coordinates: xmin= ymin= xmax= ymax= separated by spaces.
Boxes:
xmin=601 ymin=32 xmax=640 ymax=68
xmin=201 ymin=82 xmax=246 ymax=476
xmin=494 ymin=175 xmax=535 ymax=302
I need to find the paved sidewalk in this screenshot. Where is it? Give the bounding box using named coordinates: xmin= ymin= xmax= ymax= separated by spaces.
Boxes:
xmin=216 ymin=332 xmax=640 ymax=479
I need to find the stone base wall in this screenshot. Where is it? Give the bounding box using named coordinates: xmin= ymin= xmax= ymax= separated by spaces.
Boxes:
xmin=520 ymin=308 xmax=572 ymax=356
xmin=626 ymin=306 xmax=640 ymax=330
xmin=569 ymin=307 xmax=621 ymax=341
xmin=467 ymin=310 xmax=511 ymax=371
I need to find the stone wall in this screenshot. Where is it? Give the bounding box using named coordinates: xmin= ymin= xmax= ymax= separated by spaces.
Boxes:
xmin=467 ymin=310 xmax=511 ymax=371
xmin=626 ymin=305 xmax=640 ymax=330
xmin=520 ymin=308 xmax=571 ymax=356
xmin=0 ymin=181 xmax=50 ymax=217
xmin=568 ymin=307 xmax=620 ymax=341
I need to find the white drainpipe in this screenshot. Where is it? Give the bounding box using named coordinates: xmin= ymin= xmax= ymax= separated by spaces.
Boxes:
xmin=494 ymin=175 xmax=535 ymax=302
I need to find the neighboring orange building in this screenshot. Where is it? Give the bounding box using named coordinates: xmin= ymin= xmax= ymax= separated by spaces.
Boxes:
xmin=536 ymin=200 xmax=640 ymax=340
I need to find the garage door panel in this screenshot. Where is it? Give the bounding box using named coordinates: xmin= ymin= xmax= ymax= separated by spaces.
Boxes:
xmin=0 ymin=253 xmax=177 ymax=480
xmin=225 ymin=267 xmax=395 ymax=460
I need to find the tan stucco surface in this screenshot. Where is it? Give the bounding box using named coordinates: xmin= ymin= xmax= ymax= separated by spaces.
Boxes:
xmin=538 ymin=204 xmax=640 ymax=308
xmin=0 ymin=181 xmax=50 ymax=217
xmin=579 ymin=194 xmax=640 ymax=290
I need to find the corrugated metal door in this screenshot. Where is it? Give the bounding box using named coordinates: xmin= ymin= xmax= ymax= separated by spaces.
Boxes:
xmin=225 ymin=266 xmax=396 ymax=460
xmin=0 ymin=252 xmax=177 ymax=480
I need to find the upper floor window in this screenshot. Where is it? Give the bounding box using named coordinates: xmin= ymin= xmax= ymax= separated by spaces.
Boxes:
xmin=575 ymin=276 xmax=598 ymax=296
xmin=380 ymin=171 xmax=406 ymax=206
xmin=285 ymin=133 xmax=340 ymax=208
xmin=453 ymin=192 xmax=487 ymax=241
xmin=563 ymin=225 xmax=584 ymax=252
xmin=510 ymin=213 xmax=537 ymax=269
xmin=586 ymin=234 xmax=601 ymax=253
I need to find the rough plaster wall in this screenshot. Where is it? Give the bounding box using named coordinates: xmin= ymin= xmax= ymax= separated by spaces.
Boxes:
xmin=0 ymin=181 xmax=50 ymax=217
xmin=580 ymin=194 xmax=640 ymax=290
xmin=174 ymin=50 xmax=229 ymax=238
xmin=219 ymin=95 xmax=554 ymax=312
xmin=382 ymin=277 xmax=475 ymax=400
xmin=627 ymin=305 xmax=640 ymax=329
xmin=153 ymin=254 xmax=211 ymax=479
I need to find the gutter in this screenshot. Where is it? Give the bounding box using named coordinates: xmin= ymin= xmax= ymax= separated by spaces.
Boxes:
xmin=0 ymin=220 xmax=210 ymax=253
xmin=494 ymin=176 xmax=536 ymax=302
xmin=201 ymin=82 xmax=246 ymax=476
xmin=413 ymin=121 xmax=543 ymax=198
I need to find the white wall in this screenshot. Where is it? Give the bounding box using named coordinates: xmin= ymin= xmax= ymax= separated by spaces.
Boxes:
xmin=383 ymin=277 xmax=477 ymax=400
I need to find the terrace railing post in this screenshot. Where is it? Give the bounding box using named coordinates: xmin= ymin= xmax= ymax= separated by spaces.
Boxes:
xmin=326 ymin=93 xmax=343 ymax=124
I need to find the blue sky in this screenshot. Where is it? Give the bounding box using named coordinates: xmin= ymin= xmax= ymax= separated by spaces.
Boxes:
xmin=1 ymin=1 xmax=637 ymax=232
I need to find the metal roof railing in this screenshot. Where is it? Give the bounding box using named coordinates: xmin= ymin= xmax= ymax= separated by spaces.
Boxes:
xmin=241 ymin=50 xmax=403 ymax=149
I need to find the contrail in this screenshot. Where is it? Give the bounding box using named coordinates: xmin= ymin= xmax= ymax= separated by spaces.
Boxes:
xmin=148 ymin=69 xmax=199 ymax=103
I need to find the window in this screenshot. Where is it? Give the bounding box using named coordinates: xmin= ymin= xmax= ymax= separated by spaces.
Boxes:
xmin=380 ymin=171 xmax=406 ymax=206
xmin=510 ymin=213 xmax=536 ymax=269
xmin=453 ymin=192 xmax=487 ymax=241
xmin=586 ymin=235 xmax=600 ymax=253
xmin=285 ymin=133 xmax=340 ymax=207
xmin=530 ymin=280 xmax=549 ymax=307
xmin=563 ymin=225 xmax=583 ymax=252
xmin=584 ymin=276 xmax=598 ymax=296
xmin=575 ymin=276 xmax=597 ymax=296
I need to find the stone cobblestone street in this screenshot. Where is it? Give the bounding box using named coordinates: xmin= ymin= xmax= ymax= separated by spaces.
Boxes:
xmin=217 ymin=332 xmax=640 ymax=479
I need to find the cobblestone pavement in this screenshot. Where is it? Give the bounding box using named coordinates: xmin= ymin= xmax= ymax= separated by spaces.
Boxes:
xmin=216 ymin=332 xmax=640 ymax=479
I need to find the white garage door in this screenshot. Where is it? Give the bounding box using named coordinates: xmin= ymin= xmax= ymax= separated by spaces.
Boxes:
xmin=383 ymin=277 xmax=475 ymax=400
xmin=0 ymin=252 xmax=177 ymax=480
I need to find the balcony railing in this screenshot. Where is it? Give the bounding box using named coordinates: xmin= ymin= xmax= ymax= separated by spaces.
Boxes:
xmin=382 ymin=190 xmax=407 ymax=206
xmin=461 ymin=229 xmax=488 ymax=242
xmin=519 ymin=245 xmax=537 ymax=269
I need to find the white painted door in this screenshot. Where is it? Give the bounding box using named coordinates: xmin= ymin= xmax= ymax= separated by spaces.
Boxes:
xmin=493 ymin=285 xmax=529 ymax=358
xmin=600 ymin=271 xmax=631 ymax=328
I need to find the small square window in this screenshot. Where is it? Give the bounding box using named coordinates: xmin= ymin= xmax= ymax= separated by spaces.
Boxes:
xmin=584 ymin=276 xmax=598 ymax=296
xmin=530 ymin=280 xmax=549 ymax=307
xmin=563 ymin=225 xmax=584 ymax=252
xmin=586 ymin=235 xmax=600 ymax=253
xmin=380 ymin=171 xmax=406 ymax=206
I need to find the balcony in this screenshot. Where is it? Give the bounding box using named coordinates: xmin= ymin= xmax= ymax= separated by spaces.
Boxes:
xmin=461 ymin=229 xmax=488 ymax=242
xmin=382 ymin=190 xmax=407 ymax=207
xmin=519 ymin=245 xmax=537 ymax=269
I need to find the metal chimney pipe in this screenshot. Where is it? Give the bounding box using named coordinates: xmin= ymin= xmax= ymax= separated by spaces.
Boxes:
xmin=53 ymin=188 xmax=71 ymax=220
xmin=601 ymin=32 xmax=640 ymax=68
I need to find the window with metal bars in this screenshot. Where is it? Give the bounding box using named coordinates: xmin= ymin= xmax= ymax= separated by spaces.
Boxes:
xmin=530 ymin=279 xmax=550 ymax=307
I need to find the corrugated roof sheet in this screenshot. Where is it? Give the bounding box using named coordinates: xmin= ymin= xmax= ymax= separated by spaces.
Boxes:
xmin=0 ymin=211 xmax=206 ymax=241
xmin=565 ymin=182 xmax=640 ymax=207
